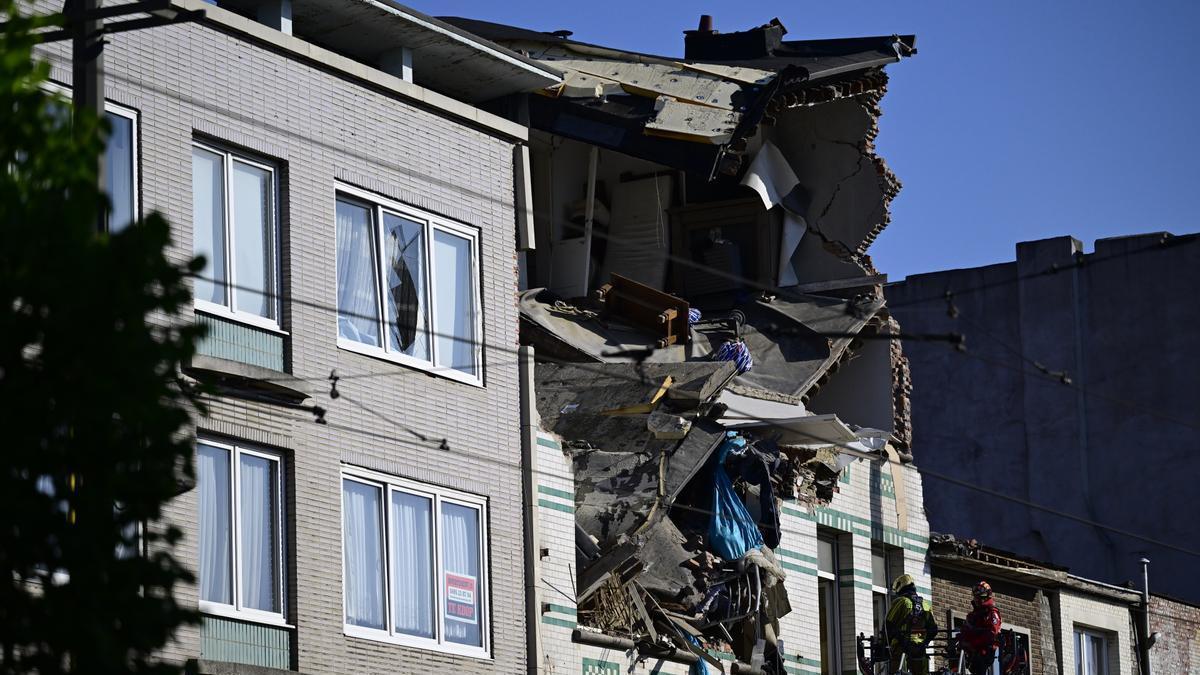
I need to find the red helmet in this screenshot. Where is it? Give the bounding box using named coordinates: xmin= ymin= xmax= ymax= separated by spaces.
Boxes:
xmin=973 ymin=580 xmax=993 ymax=600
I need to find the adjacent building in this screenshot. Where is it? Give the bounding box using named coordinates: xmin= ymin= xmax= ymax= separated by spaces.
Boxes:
xmin=32 ymin=0 xmax=560 ymax=673
xmin=886 ymin=233 xmax=1200 ymax=605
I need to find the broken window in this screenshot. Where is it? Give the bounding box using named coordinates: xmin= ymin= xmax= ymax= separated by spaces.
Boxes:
xmin=335 ymin=186 xmax=481 ymax=383
xmin=341 ymin=468 xmax=489 ymax=656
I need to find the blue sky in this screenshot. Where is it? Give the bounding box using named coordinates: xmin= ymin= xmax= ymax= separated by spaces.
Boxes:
xmin=411 ymin=0 xmax=1200 ymax=280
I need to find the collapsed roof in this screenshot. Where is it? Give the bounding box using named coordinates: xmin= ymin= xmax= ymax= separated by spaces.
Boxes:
xmin=443 ymin=16 xmax=914 ymax=179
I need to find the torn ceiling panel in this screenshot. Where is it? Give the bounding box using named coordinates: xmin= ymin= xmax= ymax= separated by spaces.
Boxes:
xmin=440 ymin=17 xmax=915 ymax=178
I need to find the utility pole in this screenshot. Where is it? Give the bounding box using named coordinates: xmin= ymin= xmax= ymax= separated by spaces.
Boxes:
xmin=68 ymin=0 xmax=106 ymax=231
xmin=1140 ymin=558 xmax=1153 ymax=675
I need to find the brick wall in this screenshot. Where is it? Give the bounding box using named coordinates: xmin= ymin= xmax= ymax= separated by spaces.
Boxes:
xmin=931 ymin=565 xmax=1047 ymax=673
xmin=31 ymin=2 xmax=528 ymax=673
xmin=1149 ymin=594 xmax=1200 ymax=674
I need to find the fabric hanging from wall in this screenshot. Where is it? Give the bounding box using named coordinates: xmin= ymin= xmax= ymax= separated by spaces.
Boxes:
xmin=707 ymin=434 xmax=766 ymax=560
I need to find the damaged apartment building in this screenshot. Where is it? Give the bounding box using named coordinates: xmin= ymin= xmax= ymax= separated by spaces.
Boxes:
xmin=440 ymin=14 xmax=931 ymax=675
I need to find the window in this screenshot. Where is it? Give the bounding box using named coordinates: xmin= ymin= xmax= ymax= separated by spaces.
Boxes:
xmin=105 ymin=107 xmax=137 ymax=232
xmin=1074 ymin=628 xmax=1109 ymax=675
xmin=341 ymin=468 xmax=488 ymax=657
xmin=197 ymin=439 xmax=286 ymax=623
xmin=335 ymin=186 xmax=482 ymax=384
xmin=40 ymin=83 xmax=138 ymax=232
xmin=192 ymin=142 xmax=280 ymax=330
xmin=871 ymin=545 xmax=895 ymax=635
xmin=817 ymin=533 xmax=840 ymax=675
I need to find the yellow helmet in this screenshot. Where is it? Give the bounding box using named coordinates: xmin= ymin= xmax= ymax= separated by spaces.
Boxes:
xmin=891 ymin=573 xmax=916 ymax=593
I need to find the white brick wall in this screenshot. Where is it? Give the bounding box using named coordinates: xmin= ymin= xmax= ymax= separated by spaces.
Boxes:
xmin=30 ymin=3 xmax=529 ymax=672
xmin=1058 ymin=591 xmax=1138 ymax=675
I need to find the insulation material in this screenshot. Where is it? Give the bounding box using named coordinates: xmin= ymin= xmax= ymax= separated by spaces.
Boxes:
xmin=778 ymin=213 xmax=806 ymax=286
xmin=644 ymin=97 xmax=739 ymax=144
xmin=598 ymin=175 xmax=673 ymax=290
xmin=740 ymin=140 xmax=799 ymax=211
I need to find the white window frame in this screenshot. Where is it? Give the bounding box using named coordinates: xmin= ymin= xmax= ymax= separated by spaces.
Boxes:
xmin=197 ymin=438 xmax=289 ymax=627
xmin=340 ymin=465 xmax=490 ymax=659
xmin=1074 ymin=627 xmax=1110 ymax=675
xmin=41 ymin=81 xmax=139 ymax=233
xmin=334 ymin=183 xmax=484 ymax=387
xmin=191 ymin=141 xmax=284 ymax=334
xmin=817 ymin=532 xmax=841 ymax=675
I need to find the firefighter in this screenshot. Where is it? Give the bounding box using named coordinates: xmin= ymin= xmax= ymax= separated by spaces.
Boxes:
xmin=885 ymin=573 xmax=938 ymax=675
xmin=958 ymin=580 xmax=1002 ymax=675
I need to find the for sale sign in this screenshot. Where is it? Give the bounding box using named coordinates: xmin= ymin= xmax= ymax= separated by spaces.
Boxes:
xmin=444 ymin=571 xmax=477 ymax=625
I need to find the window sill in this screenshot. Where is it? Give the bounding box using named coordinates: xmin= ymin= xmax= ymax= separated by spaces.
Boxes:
xmin=195 ymin=302 xmax=288 ymax=336
xmin=200 ymin=602 xmax=294 ymax=629
xmin=184 ymin=354 xmax=310 ymax=403
xmin=342 ymin=624 xmax=491 ymax=661
xmin=336 ymin=337 xmax=483 ymax=388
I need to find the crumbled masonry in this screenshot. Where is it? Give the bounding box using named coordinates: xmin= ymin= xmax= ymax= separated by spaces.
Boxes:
xmin=482 ymin=13 xmax=920 ymax=673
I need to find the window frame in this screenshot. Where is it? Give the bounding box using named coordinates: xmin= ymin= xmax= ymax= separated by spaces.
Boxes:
xmin=871 ymin=544 xmax=896 ymax=635
xmin=334 ymin=183 xmax=484 ymax=387
xmin=41 ymin=81 xmax=140 ymax=233
xmin=196 ymin=437 xmax=289 ymax=627
xmin=340 ymin=465 xmax=490 ymax=659
xmin=816 ymin=531 xmax=841 ymax=675
xmin=1074 ymin=627 xmax=1110 ymax=675
xmin=191 ymin=140 xmax=284 ymax=334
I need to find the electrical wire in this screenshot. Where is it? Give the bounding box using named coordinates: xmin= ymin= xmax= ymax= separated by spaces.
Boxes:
xmin=33 ymin=52 xmax=1200 ymax=559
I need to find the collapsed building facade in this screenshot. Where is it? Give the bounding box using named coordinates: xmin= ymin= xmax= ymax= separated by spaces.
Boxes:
xmin=440 ymin=14 xmax=931 ymax=675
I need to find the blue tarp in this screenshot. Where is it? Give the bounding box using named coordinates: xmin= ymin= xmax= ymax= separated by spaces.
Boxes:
xmin=707 ymin=432 xmax=765 ymax=561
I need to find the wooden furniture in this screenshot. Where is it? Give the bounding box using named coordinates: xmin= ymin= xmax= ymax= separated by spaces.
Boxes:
xmin=594 ymin=273 xmax=690 ymax=348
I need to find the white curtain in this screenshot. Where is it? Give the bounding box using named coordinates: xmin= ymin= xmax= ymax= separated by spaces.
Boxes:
xmin=343 ymin=480 xmax=385 ymax=629
xmin=432 ymin=230 xmax=476 ymax=376
xmin=239 ymin=454 xmax=278 ymax=613
xmin=391 ymin=491 xmax=433 ymax=638
xmin=105 ymin=112 xmax=134 ymax=233
xmin=441 ymin=503 xmax=481 ymax=646
xmin=336 ymin=200 xmax=381 ymax=346
xmin=198 ymin=444 xmax=232 ymax=605
xmin=231 ymin=161 xmax=273 ymax=319
xmin=192 ymin=148 xmax=227 ymax=306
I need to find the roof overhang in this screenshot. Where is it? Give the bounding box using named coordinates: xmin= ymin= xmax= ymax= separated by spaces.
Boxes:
xmin=217 ymin=0 xmax=561 ymax=102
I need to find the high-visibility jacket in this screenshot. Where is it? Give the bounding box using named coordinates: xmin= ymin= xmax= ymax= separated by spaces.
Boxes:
xmin=886 ymin=592 xmax=938 ymax=646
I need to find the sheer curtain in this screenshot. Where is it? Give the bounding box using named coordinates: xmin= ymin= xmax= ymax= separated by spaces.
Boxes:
xmin=391 ymin=491 xmax=433 ymax=638
xmin=441 ymin=503 xmax=481 ymax=646
xmin=336 ymin=200 xmax=381 ymax=346
xmin=432 ymin=230 xmax=476 ymax=376
xmin=343 ymin=480 xmax=385 ymax=629
xmin=198 ymin=444 xmax=232 ymax=604
xmin=105 ymin=112 xmax=134 ymax=233
xmin=239 ymin=454 xmax=278 ymax=613
xmin=231 ymin=161 xmax=273 ymax=319
xmin=383 ymin=213 xmax=429 ymax=361
xmin=192 ymin=148 xmax=227 ymax=306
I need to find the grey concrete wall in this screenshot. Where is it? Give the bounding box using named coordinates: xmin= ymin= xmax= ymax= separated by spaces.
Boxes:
xmin=33 ymin=5 xmax=526 ymax=672
xmin=885 ymin=233 xmax=1200 ymax=604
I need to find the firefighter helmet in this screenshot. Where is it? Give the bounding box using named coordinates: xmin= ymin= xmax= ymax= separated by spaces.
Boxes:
xmin=891 ymin=573 xmax=916 ymax=594
xmin=973 ymin=580 xmax=993 ymax=599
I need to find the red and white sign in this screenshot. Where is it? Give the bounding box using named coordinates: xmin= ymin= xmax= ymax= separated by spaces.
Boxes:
xmin=444 ymin=571 xmax=477 ymax=625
